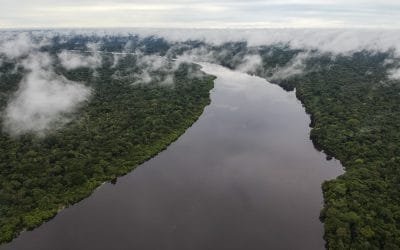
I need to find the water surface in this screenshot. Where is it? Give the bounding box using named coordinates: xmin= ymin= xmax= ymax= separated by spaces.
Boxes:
xmin=1 ymin=64 xmax=343 ymax=250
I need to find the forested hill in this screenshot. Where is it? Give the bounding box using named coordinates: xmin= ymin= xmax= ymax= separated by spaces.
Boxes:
xmin=0 ymin=43 xmax=215 ymax=243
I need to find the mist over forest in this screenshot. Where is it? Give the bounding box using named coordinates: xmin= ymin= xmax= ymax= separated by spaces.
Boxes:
xmin=1 ymin=29 xmax=400 ymax=249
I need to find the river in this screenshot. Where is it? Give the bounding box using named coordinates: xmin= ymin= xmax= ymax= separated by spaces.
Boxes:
xmin=1 ymin=63 xmax=343 ymax=250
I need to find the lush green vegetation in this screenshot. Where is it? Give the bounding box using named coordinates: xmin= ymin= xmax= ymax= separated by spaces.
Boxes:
xmin=64 ymin=38 xmax=400 ymax=249
xmin=259 ymin=50 xmax=400 ymax=249
xmin=294 ymin=53 xmax=400 ymax=250
xmin=2 ymin=34 xmax=400 ymax=249
xmin=193 ymin=41 xmax=400 ymax=248
xmin=0 ymin=53 xmax=214 ymax=243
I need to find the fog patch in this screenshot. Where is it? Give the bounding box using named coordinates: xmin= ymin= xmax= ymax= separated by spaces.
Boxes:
xmin=0 ymin=32 xmax=48 ymax=59
xmin=138 ymin=54 xmax=169 ymax=71
xmin=112 ymin=53 xmax=124 ymax=68
xmin=58 ymin=51 xmax=102 ymax=70
xmin=270 ymin=52 xmax=312 ymax=80
xmin=186 ymin=64 xmax=207 ymax=79
xmin=178 ymin=46 xmax=218 ymax=63
xmin=388 ymin=68 xmax=400 ymax=80
xmin=161 ymin=74 xmax=175 ymax=85
xmin=236 ymin=54 xmax=262 ymax=74
xmin=58 ymin=43 xmax=102 ymax=70
xmin=3 ymin=52 xmax=91 ymax=136
xmin=111 ymin=51 xmax=182 ymax=85
xmin=129 ymin=29 xmax=400 ymax=56
xmin=8 ymin=29 xmax=400 ymax=56
xmin=134 ymin=53 xmax=173 ymax=84
xmin=383 ymin=58 xmax=395 ymax=66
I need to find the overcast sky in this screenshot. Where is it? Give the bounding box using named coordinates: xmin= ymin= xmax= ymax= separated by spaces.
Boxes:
xmin=0 ymin=0 xmax=399 ymax=29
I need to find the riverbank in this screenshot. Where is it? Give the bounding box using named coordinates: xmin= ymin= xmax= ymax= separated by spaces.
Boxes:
xmin=1 ymin=63 xmax=343 ymax=250
xmin=0 ymin=66 xmax=215 ymax=244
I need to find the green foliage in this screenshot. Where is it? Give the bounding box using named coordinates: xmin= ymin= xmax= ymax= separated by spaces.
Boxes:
xmin=213 ymin=43 xmax=400 ymax=248
xmin=0 ymin=56 xmax=214 ymax=244
xmin=273 ymin=51 xmax=400 ymax=249
xmin=2 ymin=35 xmax=400 ymax=249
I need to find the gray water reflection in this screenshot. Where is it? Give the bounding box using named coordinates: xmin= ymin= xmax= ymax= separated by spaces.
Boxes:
xmin=1 ymin=63 xmax=343 ymax=250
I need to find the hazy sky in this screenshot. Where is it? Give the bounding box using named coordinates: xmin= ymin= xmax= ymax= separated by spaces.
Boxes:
xmin=0 ymin=0 xmax=399 ymax=29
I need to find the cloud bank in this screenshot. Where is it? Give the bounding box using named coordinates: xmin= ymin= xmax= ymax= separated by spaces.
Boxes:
xmin=3 ymin=52 xmax=92 ymax=136
xmin=129 ymin=29 xmax=400 ymax=56
xmin=236 ymin=54 xmax=262 ymax=74
xmin=57 ymin=43 xmax=102 ymax=70
xmin=388 ymin=68 xmax=400 ymax=80
xmin=2 ymin=29 xmax=400 ymax=135
xmin=269 ymin=52 xmax=313 ymax=80
xmin=1 ymin=0 xmax=400 ymax=29
xmin=0 ymin=33 xmax=92 ymax=136
xmin=0 ymin=32 xmax=49 ymax=59
xmin=111 ymin=52 xmax=182 ymax=85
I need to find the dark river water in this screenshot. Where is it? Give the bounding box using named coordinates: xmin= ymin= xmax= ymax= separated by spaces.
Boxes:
xmin=1 ymin=64 xmax=343 ymax=250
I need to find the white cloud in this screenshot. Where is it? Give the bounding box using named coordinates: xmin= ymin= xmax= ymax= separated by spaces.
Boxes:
xmin=109 ymin=50 xmax=182 ymax=85
xmin=270 ymin=52 xmax=311 ymax=80
xmin=0 ymin=32 xmax=48 ymax=58
xmin=37 ymin=4 xmax=182 ymax=12
xmin=161 ymin=74 xmax=174 ymax=85
xmin=57 ymin=43 xmax=102 ymax=70
xmin=3 ymin=52 xmax=92 ymax=136
xmin=127 ymin=29 xmax=400 ymax=56
xmin=1 ymin=0 xmax=400 ymax=29
xmin=388 ymin=68 xmax=400 ymax=80
xmin=137 ymin=54 xmax=168 ymax=71
xmin=236 ymin=54 xmax=263 ymax=73
xmin=0 ymin=33 xmax=93 ymax=136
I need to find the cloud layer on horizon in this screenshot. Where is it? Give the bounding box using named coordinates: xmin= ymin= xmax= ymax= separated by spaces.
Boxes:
xmin=1 ymin=29 xmax=400 ymax=135
xmin=0 ymin=0 xmax=400 ymax=29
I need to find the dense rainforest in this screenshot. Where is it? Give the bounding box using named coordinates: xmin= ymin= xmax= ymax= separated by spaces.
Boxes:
xmin=1 ymin=34 xmax=400 ymax=249
xmin=166 ymin=39 xmax=400 ymax=249
xmin=208 ymin=45 xmax=400 ymax=249
xmin=285 ymin=53 xmax=400 ymax=250
xmin=0 ymin=43 xmax=215 ymax=243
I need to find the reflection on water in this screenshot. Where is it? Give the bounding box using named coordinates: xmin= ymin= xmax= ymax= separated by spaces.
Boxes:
xmin=2 ymin=64 xmax=343 ymax=250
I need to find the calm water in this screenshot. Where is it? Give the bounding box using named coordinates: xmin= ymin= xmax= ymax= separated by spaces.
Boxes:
xmin=1 ymin=64 xmax=343 ymax=250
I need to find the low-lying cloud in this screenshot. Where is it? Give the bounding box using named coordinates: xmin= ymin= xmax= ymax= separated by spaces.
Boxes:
xmin=3 ymin=52 xmax=92 ymax=136
xmin=1 ymin=33 xmax=93 ymax=136
xmin=388 ymin=68 xmax=400 ymax=80
xmin=58 ymin=43 xmax=102 ymax=70
xmin=112 ymin=52 xmax=182 ymax=85
xmin=236 ymin=54 xmax=262 ymax=74
xmin=269 ymin=52 xmax=312 ymax=80
xmin=2 ymin=29 xmax=400 ymax=135
xmin=0 ymin=32 xmax=48 ymax=59
xmin=130 ymin=29 xmax=400 ymax=56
